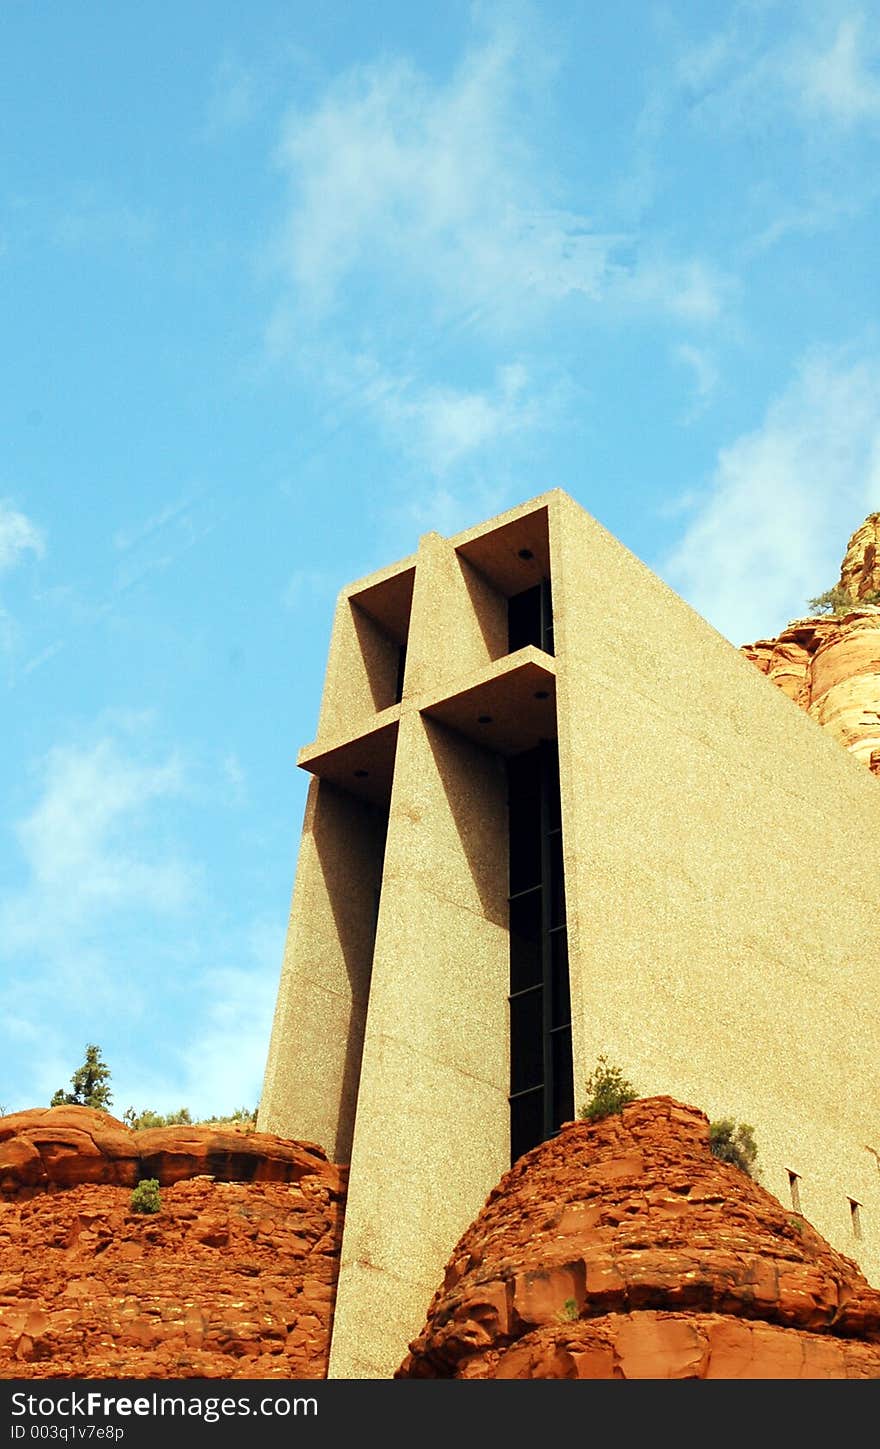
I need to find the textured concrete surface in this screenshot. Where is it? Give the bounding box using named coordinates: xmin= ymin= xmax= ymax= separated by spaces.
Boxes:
xmin=316 ymin=556 xmax=416 ymax=738
xmin=327 ymin=704 xmax=511 ymax=1379
xmin=258 ymin=778 xmax=388 ymax=1163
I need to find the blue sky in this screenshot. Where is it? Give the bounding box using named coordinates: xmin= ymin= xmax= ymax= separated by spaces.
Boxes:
xmin=2 ymin=0 xmax=880 ymax=1119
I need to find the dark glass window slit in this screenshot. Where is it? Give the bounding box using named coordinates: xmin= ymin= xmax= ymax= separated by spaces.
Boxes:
xmin=507 ymin=739 xmax=573 ymax=1163
xmin=507 ymin=578 xmax=554 ymax=657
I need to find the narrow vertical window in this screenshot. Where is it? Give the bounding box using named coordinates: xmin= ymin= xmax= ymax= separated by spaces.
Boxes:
xmin=508 ymin=579 xmax=554 ymax=656
xmin=788 ymin=1170 xmax=801 ymax=1213
xmin=849 ymin=1198 xmax=863 ymax=1240
xmin=507 ymin=740 xmax=573 ymax=1163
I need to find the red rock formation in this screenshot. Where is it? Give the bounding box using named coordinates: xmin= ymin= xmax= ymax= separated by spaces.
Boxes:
xmin=0 ymin=1108 xmax=345 ymax=1378
xmin=741 ymin=514 xmax=880 ymax=774
xmin=6 ymin=1103 xmax=880 ymax=1380
xmin=0 ymin=1107 xmax=342 ymax=1198
xmin=840 ymin=513 xmax=880 ymax=602
xmin=397 ymin=1098 xmax=880 ymax=1379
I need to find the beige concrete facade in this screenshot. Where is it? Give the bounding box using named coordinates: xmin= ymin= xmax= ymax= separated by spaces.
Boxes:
xmin=259 ymin=489 xmax=880 ymax=1378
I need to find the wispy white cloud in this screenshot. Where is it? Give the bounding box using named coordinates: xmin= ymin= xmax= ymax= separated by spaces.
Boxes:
xmin=204 ymin=57 xmax=258 ymax=136
xmin=407 ymin=367 xmax=531 ymax=471
xmin=2 ymin=186 xmax=156 ymax=259
xmin=221 ymin=752 xmax=247 ymax=805
xmin=272 ymin=22 xmax=729 ymax=334
xmin=0 ymin=1011 xmax=87 ymax=1116
xmin=101 ymin=954 xmax=277 ymax=1121
xmin=675 ymin=27 xmax=739 ymax=94
xmin=351 ymin=355 xmax=543 ymax=474
xmin=0 ymin=499 xmax=44 ymax=571
xmin=394 ymin=478 xmax=512 ymax=540
xmin=674 ymin=5 xmax=880 ymax=135
xmin=21 ymin=639 xmax=65 ymax=675
xmin=111 ymin=489 xmax=223 ymax=597
xmin=673 ymin=342 xmax=719 ymax=418
xmin=266 ymin=12 xmax=734 ymax=538
xmin=789 ymin=12 xmax=880 ymax=127
xmin=0 ymin=723 xmax=280 ymax=1117
xmin=172 ymin=920 xmax=282 ymax=1118
xmin=1 ymin=913 xmax=280 ymax=1120
xmin=743 ymin=184 xmax=865 ymax=255
xmin=113 ymin=495 xmax=197 ymax=552
xmin=274 ymin=31 xmax=571 ymax=321
xmin=661 ymin=349 xmax=880 ymax=644
xmin=284 ymin=344 xmax=564 ymax=493
xmin=280 ymin=566 xmax=337 ymax=611
xmin=0 ymin=728 xmax=201 ymax=1112
xmin=0 ymin=735 xmax=193 ymax=956
xmin=670 ymin=4 xmax=880 ymax=259
xmin=0 ymin=499 xmax=44 ymax=655
xmin=609 ymin=255 xmax=731 ymax=324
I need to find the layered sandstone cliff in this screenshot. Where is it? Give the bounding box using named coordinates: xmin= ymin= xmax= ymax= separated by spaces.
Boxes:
xmin=0 ymin=1106 xmax=343 ymax=1198
xmin=741 ymin=513 xmax=880 ymax=774
xmin=398 ymin=1098 xmax=880 ymax=1379
xmin=839 ymin=513 xmax=880 ymax=602
xmin=0 ymin=1108 xmax=345 ymax=1378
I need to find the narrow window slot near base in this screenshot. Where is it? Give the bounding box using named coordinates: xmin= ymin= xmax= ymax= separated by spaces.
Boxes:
xmin=507 ymin=740 xmax=573 ymax=1164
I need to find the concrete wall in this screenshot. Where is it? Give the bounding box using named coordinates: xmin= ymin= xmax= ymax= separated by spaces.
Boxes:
xmin=327 ymin=708 xmax=510 ymax=1378
xmin=326 ymin=528 xmax=513 ymax=1379
xmin=551 ymin=490 xmax=880 ymax=1285
xmin=403 ymin=530 xmax=508 ymax=699
xmin=257 ymin=778 xmax=387 ymax=1164
xmin=316 ymin=558 xmax=415 ymax=738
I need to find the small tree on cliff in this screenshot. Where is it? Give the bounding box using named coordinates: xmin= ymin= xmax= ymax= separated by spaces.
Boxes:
xmin=51 ymin=1043 xmax=113 ymax=1112
xmin=579 ymin=1056 xmax=638 ymax=1122
xmin=708 ymin=1118 xmax=758 ymax=1177
xmin=808 ymin=584 xmax=880 ymax=615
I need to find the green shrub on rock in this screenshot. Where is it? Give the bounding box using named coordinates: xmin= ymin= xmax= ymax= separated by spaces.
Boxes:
xmin=579 ymin=1056 xmax=638 ymax=1122
xmin=123 ymin=1107 xmax=192 ymax=1130
xmin=709 ymin=1119 xmax=758 ymax=1176
xmin=130 ymin=1178 xmax=162 ymax=1214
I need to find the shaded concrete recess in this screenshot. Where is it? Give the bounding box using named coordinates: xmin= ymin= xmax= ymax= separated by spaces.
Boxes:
xmin=258 ymin=490 xmax=880 ymax=1379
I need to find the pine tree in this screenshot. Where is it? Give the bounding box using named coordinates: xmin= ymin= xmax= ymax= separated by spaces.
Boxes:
xmin=51 ymin=1044 xmax=113 ymax=1112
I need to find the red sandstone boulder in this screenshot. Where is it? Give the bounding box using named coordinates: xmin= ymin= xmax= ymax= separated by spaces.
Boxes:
xmin=398 ymin=1097 xmax=880 ymax=1379
xmin=0 ymin=1110 xmax=138 ymax=1195
xmin=134 ymin=1124 xmax=343 ymax=1193
xmin=486 ymin=1310 xmax=880 ymax=1379
xmin=0 ymin=1107 xmax=343 ymax=1199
